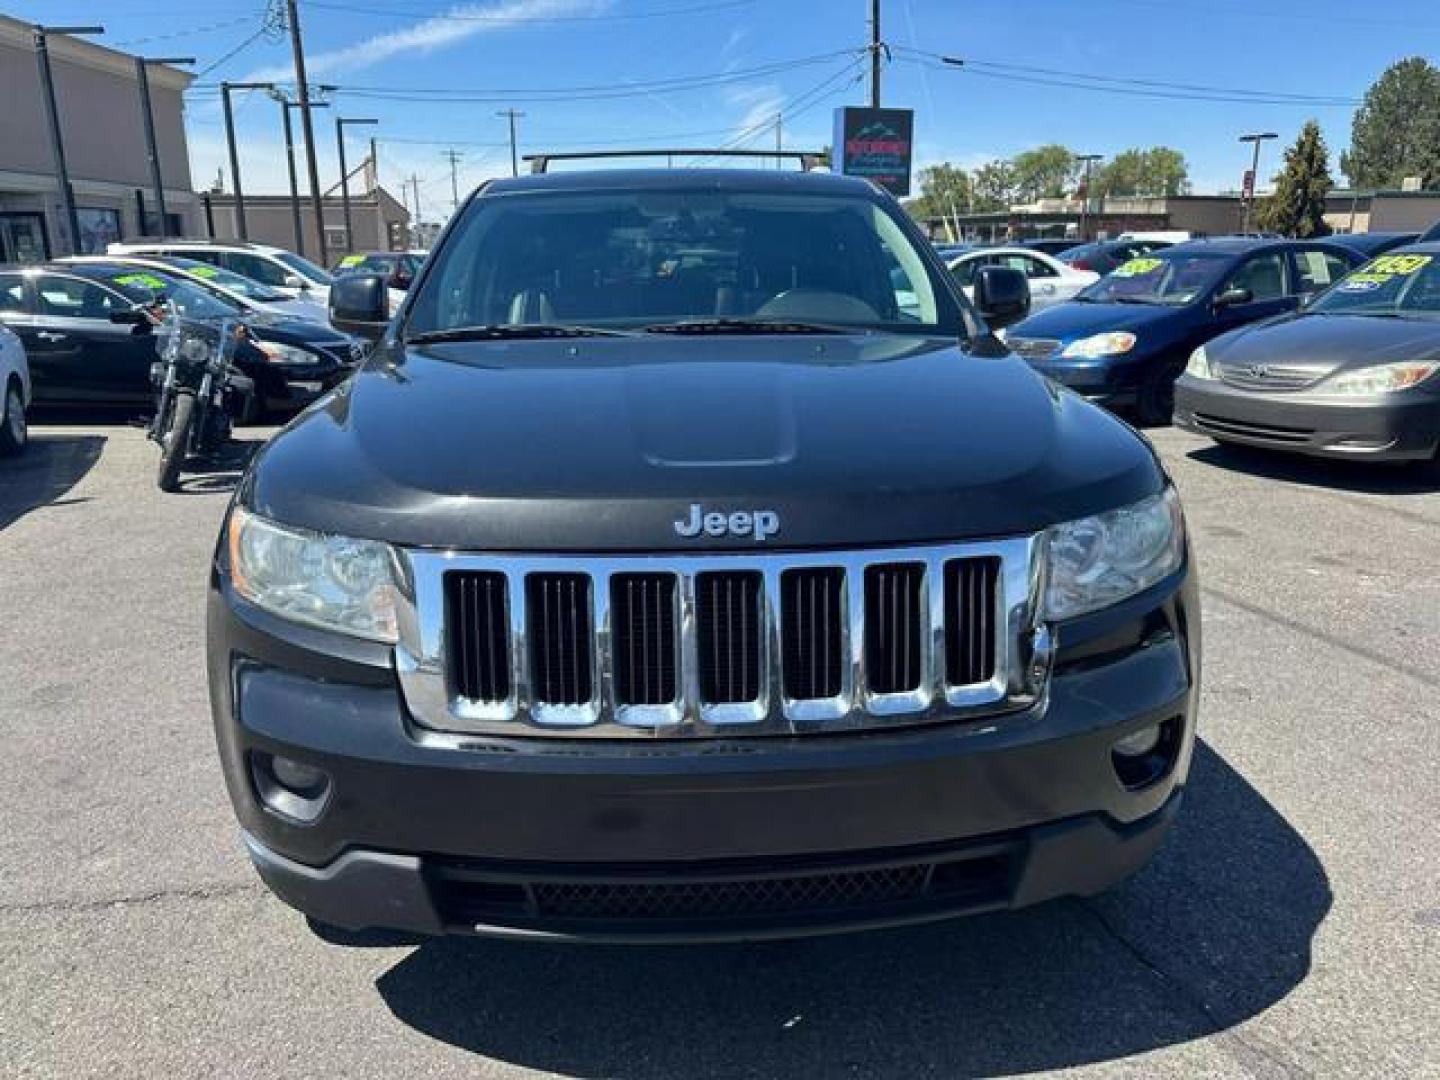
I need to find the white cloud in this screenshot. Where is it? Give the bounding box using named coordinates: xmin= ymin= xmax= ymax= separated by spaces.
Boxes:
xmin=244 ymin=0 xmax=609 ymax=84
xmin=722 ymin=81 xmax=785 ymax=147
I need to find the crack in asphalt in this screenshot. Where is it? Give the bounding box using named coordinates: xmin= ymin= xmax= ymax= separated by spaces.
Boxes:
xmin=0 ymin=880 xmax=262 ymax=917
xmin=1203 ymin=585 xmax=1440 ymax=691
xmin=1076 ymin=898 xmax=1314 ymax=1080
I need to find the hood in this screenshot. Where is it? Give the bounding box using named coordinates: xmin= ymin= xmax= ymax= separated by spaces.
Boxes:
xmin=245 ymin=311 xmax=355 ymax=346
xmin=245 ymin=335 xmax=1163 ymax=551
xmin=267 ymin=298 xmax=331 ymax=324
xmin=1210 ymin=312 xmax=1440 ymax=381
xmin=1009 ymin=300 xmax=1184 ymax=343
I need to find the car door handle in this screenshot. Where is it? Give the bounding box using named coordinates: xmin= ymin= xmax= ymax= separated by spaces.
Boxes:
xmin=37 ymin=331 xmax=67 ymax=341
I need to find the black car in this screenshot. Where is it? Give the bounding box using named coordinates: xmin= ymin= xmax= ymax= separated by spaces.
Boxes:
xmin=333 ymin=251 xmax=424 ymax=293
xmin=1059 ymin=239 xmax=1174 ymax=275
xmin=1326 ymin=232 xmax=1419 ymax=259
xmin=1176 ymin=244 xmax=1440 ymax=469
xmin=1006 ymin=238 xmax=1365 ymax=423
xmin=5 ymin=262 xmax=358 ymax=414
xmin=209 ymin=167 xmax=1199 ymax=942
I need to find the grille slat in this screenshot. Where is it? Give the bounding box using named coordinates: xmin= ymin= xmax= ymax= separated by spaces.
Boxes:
xmin=1006 ymin=336 xmax=1060 ymax=361
xmin=697 ymin=571 xmax=762 ymax=704
xmin=782 ymin=568 xmax=845 ymax=701
xmin=445 ymin=572 xmax=511 ymax=702
xmin=528 ymin=573 xmax=594 ymax=705
xmin=612 ymin=573 xmax=678 ymax=706
xmin=865 ymin=564 xmax=925 ymax=694
xmin=946 ymin=558 xmax=1001 ymax=688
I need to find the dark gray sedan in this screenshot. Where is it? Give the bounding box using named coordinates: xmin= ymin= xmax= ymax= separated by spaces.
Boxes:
xmin=1174 ymin=244 xmax=1440 ymax=471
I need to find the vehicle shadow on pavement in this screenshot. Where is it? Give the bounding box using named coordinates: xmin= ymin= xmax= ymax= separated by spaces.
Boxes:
xmin=366 ymin=741 xmax=1329 ymax=1078
xmin=173 ymin=437 xmax=264 ymax=496
xmin=0 ymin=433 xmax=105 ymax=533
xmin=1188 ymin=441 xmax=1438 ymax=495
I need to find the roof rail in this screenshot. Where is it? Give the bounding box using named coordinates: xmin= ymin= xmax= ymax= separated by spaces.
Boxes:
xmin=522 ymin=148 xmax=828 ymax=175
xmin=115 ymin=237 xmax=263 ymax=249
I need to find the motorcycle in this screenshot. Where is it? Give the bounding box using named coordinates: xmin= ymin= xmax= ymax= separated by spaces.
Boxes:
xmin=147 ymin=304 xmax=255 ymax=492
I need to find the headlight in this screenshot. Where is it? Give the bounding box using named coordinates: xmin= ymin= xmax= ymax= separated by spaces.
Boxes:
xmin=1043 ymin=488 xmax=1185 ymax=621
xmin=1321 ymin=361 xmax=1440 ymax=395
xmin=1184 ymin=345 xmax=1213 ymax=379
xmin=1061 ymin=331 xmax=1137 ymax=359
xmin=226 ymin=507 xmax=402 ymax=642
xmin=255 ymin=340 xmax=322 ymax=366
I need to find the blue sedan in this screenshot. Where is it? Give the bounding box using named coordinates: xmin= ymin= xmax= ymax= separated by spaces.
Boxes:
xmin=1003 ymin=238 xmax=1365 ymax=424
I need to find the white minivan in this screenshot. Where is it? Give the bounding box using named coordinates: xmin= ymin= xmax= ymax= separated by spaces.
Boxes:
xmin=108 ymin=240 xmax=334 ymax=308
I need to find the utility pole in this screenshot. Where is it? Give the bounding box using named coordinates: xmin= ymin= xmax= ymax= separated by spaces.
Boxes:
xmin=775 ymin=112 xmax=782 ymax=169
xmin=135 ymin=56 xmax=194 ymax=236
xmin=1075 ymin=153 xmax=1103 ymax=240
xmin=287 ymin=0 xmax=328 ymax=262
xmin=443 ymin=149 xmax=463 ymax=212
xmin=410 ymin=173 xmax=422 ymax=245
xmin=496 ymin=110 xmax=524 ymax=178
xmin=336 ymin=116 xmax=378 ymax=256
xmin=34 ymin=24 xmax=105 ymax=256
xmin=869 ymin=0 xmax=882 ymax=108
xmin=220 ymin=81 xmax=275 ymax=240
xmin=1238 ymin=131 xmax=1278 ymax=235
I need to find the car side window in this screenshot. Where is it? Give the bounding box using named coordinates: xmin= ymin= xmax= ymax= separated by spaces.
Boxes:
xmin=34 ymin=276 xmax=129 ymax=319
xmin=1005 ymin=254 xmax=1057 ymax=279
xmin=222 ymin=252 xmax=289 ymax=288
xmin=177 ymin=249 xmax=223 ymax=268
xmin=1294 ymin=250 xmax=1350 ymax=293
xmin=949 ymin=257 xmax=979 ymax=287
xmin=1223 ymin=253 xmax=1288 ymax=301
xmin=0 ymin=274 xmax=27 ymax=314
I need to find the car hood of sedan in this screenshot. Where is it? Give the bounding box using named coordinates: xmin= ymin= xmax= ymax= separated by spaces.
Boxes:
xmin=1008 ymin=301 xmax=1184 ymax=344
xmin=1210 ymin=312 xmax=1440 ymax=380
xmin=243 ymin=334 xmax=1163 ymax=551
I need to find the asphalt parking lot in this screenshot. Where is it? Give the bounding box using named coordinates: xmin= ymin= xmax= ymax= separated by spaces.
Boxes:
xmin=2 ymin=418 xmax=1436 ymax=1079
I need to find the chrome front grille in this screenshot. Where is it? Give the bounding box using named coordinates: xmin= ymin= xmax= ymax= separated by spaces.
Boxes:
xmin=396 ymin=538 xmax=1047 ymax=739
xmin=1217 ymin=364 xmax=1320 ymax=391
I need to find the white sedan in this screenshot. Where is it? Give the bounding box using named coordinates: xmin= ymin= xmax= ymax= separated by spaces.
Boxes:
xmin=947 ymin=248 xmax=1099 ymax=312
xmin=0 ymin=322 xmax=29 ymax=456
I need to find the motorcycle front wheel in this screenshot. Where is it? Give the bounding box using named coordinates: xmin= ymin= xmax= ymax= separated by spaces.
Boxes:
xmin=156 ymin=390 xmax=195 ymax=493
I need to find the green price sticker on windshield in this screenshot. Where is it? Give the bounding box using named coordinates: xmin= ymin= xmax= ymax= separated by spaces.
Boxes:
xmin=1365 ymin=254 xmax=1432 ymax=276
xmin=1114 ymin=257 xmax=1163 ymax=277
xmin=114 ymin=272 xmax=168 ymax=290
xmin=338 ymin=255 xmax=364 ymax=268
xmin=188 ymin=265 xmax=220 ymax=279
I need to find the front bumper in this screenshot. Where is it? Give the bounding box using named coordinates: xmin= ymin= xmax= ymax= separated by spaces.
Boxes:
xmin=208 ymin=564 xmax=1200 ymax=942
xmin=1027 ymin=357 xmax=1144 ymax=407
xmin=1175 ymin=376 xmax=1440 ymax=462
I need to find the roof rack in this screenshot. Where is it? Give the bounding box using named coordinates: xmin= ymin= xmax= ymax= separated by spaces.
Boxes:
xmin=522 ymin=148 xmax=828 ymax=175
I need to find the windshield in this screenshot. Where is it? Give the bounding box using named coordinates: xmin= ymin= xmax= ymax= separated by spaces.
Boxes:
xmin=1310 ymin=252 xmax=1440 ymax=320
xmin=105 ymin=271 xmax=241 ymax=320
xmin=1077 ymin=252 xmax=1231 ymax=305
xmin=406 ymin=188 xmax=959 ymax=336
xmin=276 ymin=251 xmax=334 ymax=286
xmin=166 ymin=258 xmax=286 ymax=303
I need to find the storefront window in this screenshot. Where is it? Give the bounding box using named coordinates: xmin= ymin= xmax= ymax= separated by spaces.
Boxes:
xmin=77 ymin=208 xmax=123 ymax=254
xmin=0 ymin=213 xmax=49 ymax=264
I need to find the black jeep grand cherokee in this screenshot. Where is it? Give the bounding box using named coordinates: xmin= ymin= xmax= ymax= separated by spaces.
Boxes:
xmin=208 ymin=168 xmax=1200 ymax=942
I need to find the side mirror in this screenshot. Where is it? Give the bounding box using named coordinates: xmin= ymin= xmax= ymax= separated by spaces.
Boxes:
xmin=973 ymin=265 xmax=1031 ymax=330
xmin=108 ymin=307 xmax=147 ymax=325
xmin=283 ymin=274 xmax=306 ymax=290
xmin=328 ymin=272 xmax=389 ymax=340
xmin=1214 ymin=286 xmax=1253 ymax=308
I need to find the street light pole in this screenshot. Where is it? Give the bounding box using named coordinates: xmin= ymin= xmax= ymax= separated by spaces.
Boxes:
xmin=336 ymin=117 xmax=377 ymax=256
xmin=135 ymin=56 xmax=194 ymax=237
xmin=1075 ymin=153 xmax=1103 ymax=240
xmin=34 ymin=24 xmax=105 ymax=256
xmin=221 ymin=81 xmax=276 ymax=240
xmin=1239 ymin=131 xmax=1278 ymax=235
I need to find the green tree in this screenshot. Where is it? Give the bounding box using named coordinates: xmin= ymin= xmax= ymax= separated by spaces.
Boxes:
xmin=1097 ymin=147 xmax=1191 ymax=196
xmin=970 ymin=159 xmax=1017 ymax=212
xmin=1258 ymin=121 xmax=1334 ymax=238
xmin=1341 ymin=58 xmax=1440 ymax=190
xmin=1011 ymin=144 xmax=1077 ymax=201
xmin=906 ymin=162 xmax=973 ymax=223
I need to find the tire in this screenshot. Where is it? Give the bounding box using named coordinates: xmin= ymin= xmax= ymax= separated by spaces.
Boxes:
xmin=0 ymin=379 xmax=25 ymax=457
xmin=1135 ymin=368 xmax=1177 ymax=428
xmin=156 ymin=390 xmax=195 ymax=493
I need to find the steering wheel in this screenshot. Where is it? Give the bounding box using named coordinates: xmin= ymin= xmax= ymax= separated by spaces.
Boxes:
xmin=754 ymin=288 xmax=880 ymax=323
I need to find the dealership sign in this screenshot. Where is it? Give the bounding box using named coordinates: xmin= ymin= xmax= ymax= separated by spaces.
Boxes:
xmin=833 ymin=107 xmax=914 ymax=196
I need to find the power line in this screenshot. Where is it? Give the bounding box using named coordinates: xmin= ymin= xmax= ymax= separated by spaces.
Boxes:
xmin=300 ymin=0 xmax=755 ymax=22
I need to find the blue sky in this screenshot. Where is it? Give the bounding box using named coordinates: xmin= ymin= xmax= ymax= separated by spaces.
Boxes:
xmin=15 ymin=0 xmax=1440 ymax=218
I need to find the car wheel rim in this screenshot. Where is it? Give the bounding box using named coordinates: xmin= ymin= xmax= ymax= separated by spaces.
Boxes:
xmin=6 ymin=389 xmax=22 ymax=444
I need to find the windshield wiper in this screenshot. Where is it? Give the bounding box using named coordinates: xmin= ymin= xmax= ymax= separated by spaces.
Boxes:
xmin=643 ymin=318 xmax=853 ymax=335
xmin=406 ymin=323 xmax=633 ymax=343
xmin=1107 ymin=296 xmax=1163 ymax=305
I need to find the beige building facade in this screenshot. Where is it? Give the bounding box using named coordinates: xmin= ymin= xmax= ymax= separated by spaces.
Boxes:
xmin=0 ymin=16 xmax=196 ymax=261
xmin=201 ymin=185 xmax=413 ymax=266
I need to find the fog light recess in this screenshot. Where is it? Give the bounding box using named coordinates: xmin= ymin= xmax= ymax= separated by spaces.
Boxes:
xmin=250 ymin=752 xmax=332 ymax=823
xmin=1111 ymin=716 xmax=1183 ymax=791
